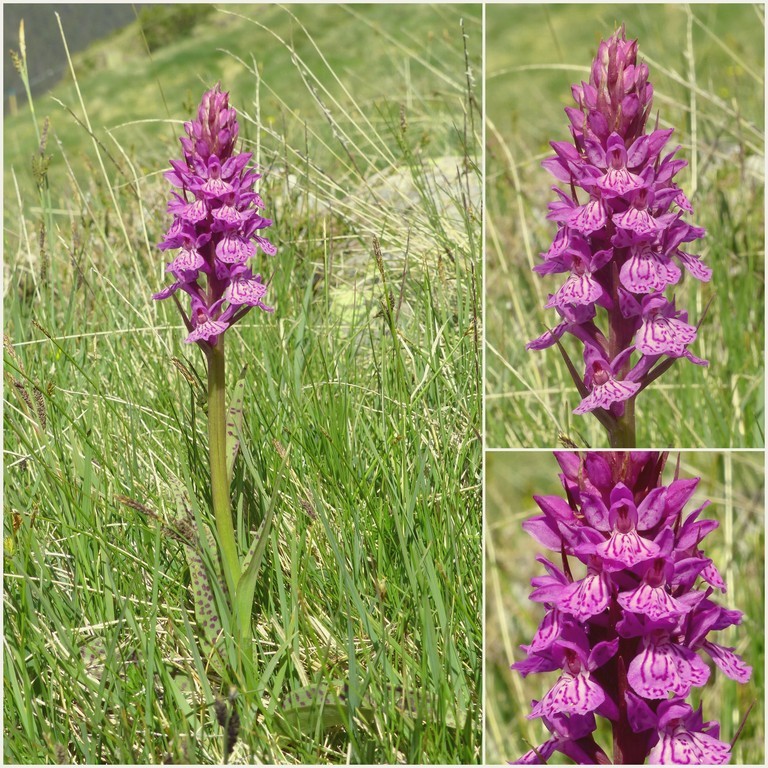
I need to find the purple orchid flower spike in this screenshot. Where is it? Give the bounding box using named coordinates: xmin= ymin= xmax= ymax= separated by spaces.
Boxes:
xmin=529 ymin=28 xmax=710 ymax=447
xmin=154 ymin=83 xmax=275 ymax=353
xmin=513 ymin=452 xmax=752 ymax=765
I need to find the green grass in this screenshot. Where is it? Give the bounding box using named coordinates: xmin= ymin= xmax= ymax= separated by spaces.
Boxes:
xmin=4 ymin=3 xmax=480 ymax=212
xmin=485 ymin=451 xmax=764 ymax=764
xmin=3 ymin=4 xmax=482 ymax=763
xmin=485 ymin=3 xmax=764 ymax=448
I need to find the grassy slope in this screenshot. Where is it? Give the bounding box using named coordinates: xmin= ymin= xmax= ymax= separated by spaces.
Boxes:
xmin=4 ymin=3 xmax=479 ymax=207
xmin=486 ymin=451 xmax=764 ymax=764
xmin=3 ymin=4 xmax=482 ymax=763
xmin=486 ymin=3 xmax=765 ymax=448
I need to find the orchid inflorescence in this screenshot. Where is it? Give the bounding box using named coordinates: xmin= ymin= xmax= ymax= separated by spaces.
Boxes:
xmin=528 ymin=28 xmax=711 ymax=447
xmin=154 ymin=83 xmax=275 ymax=350
xmin=513 ymin=452 xmax=751 ymax=765
xmin=152 ymin=84 xmax=279 ymax=670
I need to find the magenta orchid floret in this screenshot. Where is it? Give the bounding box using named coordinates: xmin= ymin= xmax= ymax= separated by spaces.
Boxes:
xmin=154 ymin=84 xmax=275 ymax=349
xmin=513 ymin=452 xmax=751 ymax=765
xmin=528 ymin=28 xmax=710 ymax=447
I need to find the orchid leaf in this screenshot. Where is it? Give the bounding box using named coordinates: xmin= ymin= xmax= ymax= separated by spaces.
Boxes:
xmin=280 ymin=682 xmax=362 ymax=732
xmin=166 ymin=673 xmax=197 ymax=717
xmin=168 ymin=475 xmax=226 ymax=677
xmin=279 ymin=680 xmax=462 ymax=734
xmin=183 ymin=538 xmax=226 ymax=677
xmin=234 ymin=445 xmax=291 ymax=645
xmin=226 ymin=365 xmax=248 ymax=485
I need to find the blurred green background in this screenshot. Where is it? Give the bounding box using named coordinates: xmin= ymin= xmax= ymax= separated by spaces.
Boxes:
xmin=4 ymin=2 xmax=480 ymax=215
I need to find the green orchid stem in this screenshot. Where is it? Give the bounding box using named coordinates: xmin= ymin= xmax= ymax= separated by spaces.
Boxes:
xmin=207 ymin=339 xmax=242 ymax=600
xmin=610 ymin=396 xmax=636 ymax=448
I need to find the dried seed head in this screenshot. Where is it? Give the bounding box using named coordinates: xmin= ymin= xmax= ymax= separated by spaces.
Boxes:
xmin=224 ymin=707 xmax=240 ymax=763
xmin=213 ymin=697 xmax=227 ymax=727
xmin=9 ymin=49 xmax=23 ymax=76
xmin=299 ymin=496 xmax=316 ymax=520
xmin=31 ymin=119 xmax=52 ymax=188
xmin=38 ymin=117 xmax=50 ymax=155
xmin=39 ymin=222 xmax=49 ymax=285
xmin=12 ymin=379 xmax=34 ymax=414
xmin=114 ymin=494 xmax=154 ymax=517
xmin=33 ymin=386 xmax=46 ymax=431
xmin=31 ymin=319 xmax=53 ymax=340
xmin=372 ymin=236 xmax=386 ymax=282
xmin=4 ymin=334 xmax=24 ymax=372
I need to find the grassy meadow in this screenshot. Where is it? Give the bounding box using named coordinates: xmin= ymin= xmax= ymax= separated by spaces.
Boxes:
xmin=486 ymin=3 xmax=765 ymax=448
xmin=485 ymin=450 xmax=764 ymax=764
xmin=3 ymin=4 xmax=482 ymax=763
